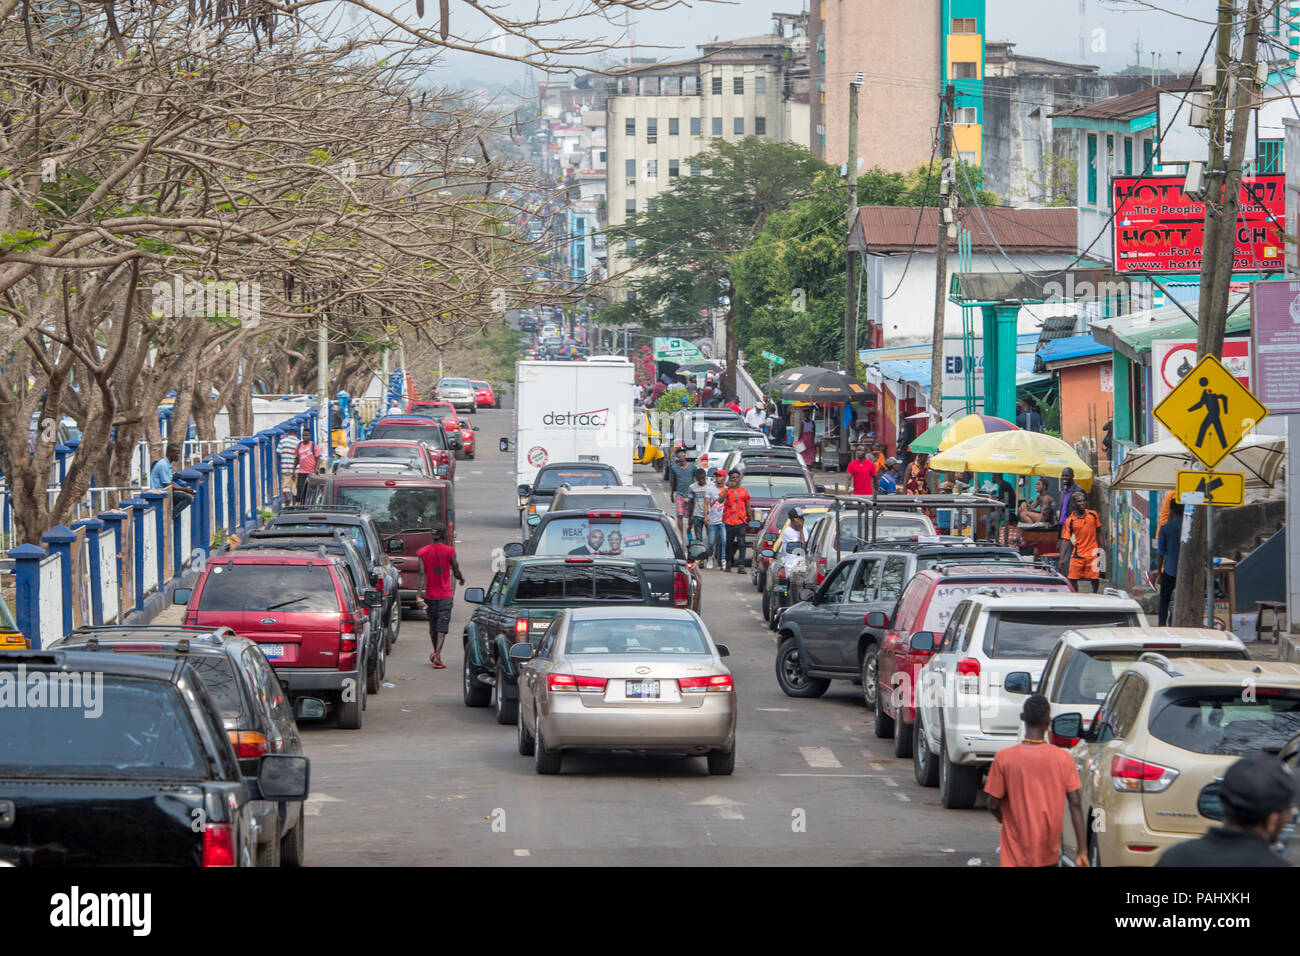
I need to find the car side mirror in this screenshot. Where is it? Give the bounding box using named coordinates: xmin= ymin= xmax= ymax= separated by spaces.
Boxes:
xmin=715 ymin=643 xmax=730 ymax=658
xmin=517 ymin=483 xmax=532 ymax=497
xmin=362 ymin=588 xmax=382 ymax=608
xmin=747 ymin=520 xmax=761 ymax=531
xmin=294 ymin=697 xmax=327 ymax=720
xmin=909 ymin=631 xmax=936 ymax=653
xmin=1004 ymin=671 xmax=1033 ymax=695
xmin=816 ymin=484 xmax=826 ymax=493
xmin=865 ymin=611 xmax=890 ymax=629
xmin=464 ymin=587 xmax=485 ymax=604
xmin=253 ymin=753 xmax=310 ymax=801
xmin=387 ymin=538 xmax=404 ymax=554
xmin=508 ymin=642 xmax=534 ymax=662
xmin=472 ymin=425 xmax=480 ymax=432
xmin=502 ymin=542 xmax=525 ymax=558
xmin=172 ymin=587 xmax=192 ymax=606
xmin=1051 ymin=713 xmax=1085 ymax=741
xmin=760 ymin=549 xmax=775 ymax=558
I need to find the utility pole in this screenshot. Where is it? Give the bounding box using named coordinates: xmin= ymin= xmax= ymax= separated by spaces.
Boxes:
xmin=844 ymin=73 xmax=862 ymax=377
xmin=929 ymin=85 xmax=956 ymax=420
xmin=317 ymin=315 xmax=329 ymax=461
xmin=1172 ymin=0 xmax=1261 ymax=626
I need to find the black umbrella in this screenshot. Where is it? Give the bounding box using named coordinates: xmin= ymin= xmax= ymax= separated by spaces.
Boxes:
xmin=774 ymin=366 xmax=870 ymax=403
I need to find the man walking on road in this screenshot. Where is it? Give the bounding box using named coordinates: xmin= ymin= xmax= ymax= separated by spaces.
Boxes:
xmin=706 ymin=470 xmax=727 ymax=569
xmin=721 ymin=469 xmax=753 ymax=574
xmin=668 ymin=448 xmax=697 ymax=540
xmin=415 ymin=523 xmax=464 ymax=669
xmin=279 ymin=431 xmax=300 ymax=501
xmin=985 ymin=694 xmax=1088 ymax=868
xmin=1155 ymin=500 xmax=1184 ymax=626
xmin=293 ymin=427 xmax=322 ymax=504
xmin=1063 ymin=491 xmax=1104 ymax=592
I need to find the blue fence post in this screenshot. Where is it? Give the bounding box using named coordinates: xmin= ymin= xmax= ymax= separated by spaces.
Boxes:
xmin=72 ymin=517 xmax=105 ymax=626
xmin=177 ymin=467 xmax=203 ymax=568
xmin=122 ymin=497 xmax=147 ymax=611
xmin=41 ymin=524 xmax=76 ymax=637
xmin=53 ymin=443 xmax=71 ymax=485
xmin=220 ymin=449 xmax=239 ymax=532
xmin=236 ymin=441 xmax=254 ymax=525
xmin=11 ymin=543 xmax=46 ymax=648
xmin=142 ymin=490 xmax=168 ymax=586
xmin=192 ymin=461 xmax=214 ymax=555
xmin=99 ymin=510 xmax=127 ymax=622
xmin=168 ymin=487 xmax=184 ymax=579
xmin=206 ymin=455 xmax=225 ymax=535
xmin=253 ymin=432 xmax=273 ymax=507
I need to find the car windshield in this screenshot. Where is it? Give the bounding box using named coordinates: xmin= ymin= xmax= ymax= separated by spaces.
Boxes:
xmin=983 ymin=611 xmax=1137 ymax=660
xmin=369 ymin=424 xmax=446 ymax=449
xmin=564 ymin=618 xmax=710 ymax=655
xmin=0 ymin=677 xmax=208 ymax=777
xmin=534 ymin=469 xmax=618 ymax=493
xmin=471 ymin=381 xmax=488 ymax=389
xmin=553 ymin=494 xmax=656 ymax=512
xmin=334 ymin=486 xmax=445 ymax=534
xmin=198 ymin=563 xmax=340 ymax=613
xmin=922 ymin=581 xmax=1072 ymax=632
xmin=534 ymin=517 xmax=677 ymax=559
xmin=709 ymin=433 xmax=767 ymax=452
xmin=514 ymin=564 xmax=644 ymax=602
xmin=1056 ymin=649 xmax=1247 ymax=705
xmin=741 ymin=474 xmax=812 ymax=498
xmin=1149 ymin=688 xmax=1300 ymax=755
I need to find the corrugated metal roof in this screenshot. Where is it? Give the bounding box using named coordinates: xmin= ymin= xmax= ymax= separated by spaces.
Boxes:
xmin=851 ymin=206 xmax=1076 ymax=254
xmin=1050 ymin=80 xmax=1202 ymax=122
xmin=1036 ymin=333 xmax=1112 ymax=366
xmin=1090 ymin=297 xmax=1252 ymax=361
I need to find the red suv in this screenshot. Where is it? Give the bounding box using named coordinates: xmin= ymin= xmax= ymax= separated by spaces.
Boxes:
xmin=175 ymin=552 xmax=376 ymax=729
xmin=406 ymin=402 xmax=463 ymax=453
xmin=369 ymin=415 xmax=460 ymax=467
xmin=869 ymin=564 xmax=1072 ymax=753
xmin=303 ymin=473 xmax=455 ymax=609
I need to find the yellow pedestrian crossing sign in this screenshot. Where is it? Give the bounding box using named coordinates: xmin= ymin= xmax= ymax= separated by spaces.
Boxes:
xmin=1175 ymin=470 xmax=1245 ymax=507
xmin=1153 ymin=354 xmax=1268 ymax=468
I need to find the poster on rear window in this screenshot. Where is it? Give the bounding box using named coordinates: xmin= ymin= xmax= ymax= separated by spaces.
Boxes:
xmin=1111 ymin=174 xmax=1284 ymax=274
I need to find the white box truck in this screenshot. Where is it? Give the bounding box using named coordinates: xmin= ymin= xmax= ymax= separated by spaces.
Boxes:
xmin=511 ymin=359 xmax=635 ymax=490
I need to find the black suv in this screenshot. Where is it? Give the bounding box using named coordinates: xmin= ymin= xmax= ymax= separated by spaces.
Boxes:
xmin=0 ymin=648 xmax=310 ymax=866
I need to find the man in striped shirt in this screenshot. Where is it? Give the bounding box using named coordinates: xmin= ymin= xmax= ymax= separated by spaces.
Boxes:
xmin=279 ymin=432 xmax=300 ymax=502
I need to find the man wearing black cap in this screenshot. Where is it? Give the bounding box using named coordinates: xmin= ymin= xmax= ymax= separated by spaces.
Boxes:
xmin=1156 ymin=754 xmax=1298 ymax=867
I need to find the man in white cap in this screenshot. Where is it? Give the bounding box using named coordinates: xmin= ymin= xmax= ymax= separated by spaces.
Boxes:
xmin=780 ymin=508 xmax=808 ymax=595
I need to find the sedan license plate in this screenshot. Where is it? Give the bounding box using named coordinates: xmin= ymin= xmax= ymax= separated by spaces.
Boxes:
xmin=262 ymin=644 xmax=286 ymax=660
xmin=625 ymin=679 xmax=660 ymax=699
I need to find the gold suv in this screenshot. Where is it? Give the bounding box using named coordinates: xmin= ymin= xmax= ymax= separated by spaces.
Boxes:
xmin=1051 ymin=655 xmax=1300 ymax=867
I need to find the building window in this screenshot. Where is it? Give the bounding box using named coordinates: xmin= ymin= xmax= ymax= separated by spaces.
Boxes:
xmin=646 ymin=118 xmax=657 ymax=144
xmin=734 ymin=77 xmax=744 ymax=94
xmin=756 ymin=76 xmax=766 ymax=95
xmin=1086 ymin=134 xmax=1097 ymax=205
xmin=712 ymin=117 xmax=722 ymax=136
xmin=733 ymin=117 xmax=744 ymax=135
xmin=646 ymin=159 xmax=657 ymax=178
xmin=952 ymin=61 xmax=978 ymax=80
xmin=625 ymin=240 xmax=636 ymax=253
xmin=669 ymin=159 xmax=680 ymax=177
xmin=1258 ymin=138 xmax=1284 ymax=173
xmin=691 ymin=165 xmax=701 ymax=176
xmin=626 ymin=199 xmax=636 ymax=215
xmin=625 ymin=118 xmax=635 ymax=136
xmin=625 ymin=158 xmax=635 ymax=179
xmin=599 ymin=150 xmax=606 ymax=163
xmin=647 ymin=199 xmax=658 ymax=214
xmin=690 ymin=117 xmax=702 ymax=136
xmin=954 ymin=107 xmax=977 ymax=125
xmin=951 ymin=17 xmax=977 ymax=33
xmin=1124 ymin=137 xmax=1133 ymax=175
xmin=712 ymin=75 xmax=723 ymax=95
xmin=669 ymin=117 xmax=679 ymax=136
xmin=755 ymin=117 xmax=767 ymax=136
xmin=957 ymin=151 xmax=976 ymax=165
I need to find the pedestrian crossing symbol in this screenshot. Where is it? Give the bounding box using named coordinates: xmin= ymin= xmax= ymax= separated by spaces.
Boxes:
xmin=1175 ymin=470 xmax=1245 ymax=507
xmin=1153 ymin=354 xmax=1268 ymax=468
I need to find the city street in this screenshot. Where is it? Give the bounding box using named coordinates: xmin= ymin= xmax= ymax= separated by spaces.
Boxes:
xmin=296 ymin=404 xmax=1001 ymax=866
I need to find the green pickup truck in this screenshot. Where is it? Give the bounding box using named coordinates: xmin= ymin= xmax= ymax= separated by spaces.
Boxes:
xmin=461 ymin=556 xmax=654 ymax=725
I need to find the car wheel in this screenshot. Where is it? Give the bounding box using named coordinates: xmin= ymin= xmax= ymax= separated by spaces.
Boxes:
xmin=860 ymin=644 xmax=880 ymax=712
xmin=280 ymin=812 xmax=305 ymax=868
xmin=466 ymin=450 xmax=475 ymax=459
xmin=495 ymin=398 xmax=500 ymax=409
xmin=768 ymin=603 xmax=780 ymax=632
xmin=366 ymin=651 xmax=381 ymax=695
xmin=873 ymin=676 xmax=895 ymax=739
xmin=468 ymin=405 xmax=476 ymax=414
xmin=938 ymin=725 xmax=979 ymax=809
xmin=534 ymin=721 xmax=562 ymax=775
xmin=517 ymin=704 xmax=535 ymax=756
xmin=913 ymin=712 xmax=939 ymax=787
xmin=707 ymin=747 xmax=736 ymax=775
xmin=388 ymin=610 xmax=400 ymax=644
xmin=463 ymin=650 xmax=491 ymax=707
xmin=761 ymin=588 xmax=771 ymax=622
xmin=892 ymin=702 xmax=913 ymax=758
xmin=495 ymin=661 xmax=519 ymax=725
xmin=774 ymin=638 xmax=829 ymax=698
xmin=256 ymin=815 xmax=280 ymax=867
xmin=337 ymin=686 xmax=363 ymax=729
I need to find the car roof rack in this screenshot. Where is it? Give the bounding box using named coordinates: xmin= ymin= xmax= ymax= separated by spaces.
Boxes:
xmin=1137 ymin=652 xmax=1181 ymax=677
xmin=249 ymin=527 xmax=344 ymax=539
xmin=277 ymin=505 xmax=363 ymax=515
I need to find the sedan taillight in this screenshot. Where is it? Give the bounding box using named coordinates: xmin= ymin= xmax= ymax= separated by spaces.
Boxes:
xmin=201 ymin=823 xmax=236 ymax=866
xmin=548 ymin=673 xmax=606 ymax=693
xmin=678 ymin=674 xmax=733 ymax=693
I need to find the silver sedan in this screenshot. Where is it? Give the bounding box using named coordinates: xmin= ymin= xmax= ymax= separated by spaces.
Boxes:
xmin=511 ymin=607 xmax=737 ymax=775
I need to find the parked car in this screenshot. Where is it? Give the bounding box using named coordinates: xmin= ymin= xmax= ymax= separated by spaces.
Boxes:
xmin=0 ymin=648 xmax=311 ymax=866
xmin=802 ymin=503 xmax=937 ymax=584
xmin=330 ymin=458 xmax=425 ymax=477
xmin=513 ymin=507 xmax=705 ymax=612
xmin=721 ymin=445 xmax=806 ymax=475
xmin=402 ymin=402 xmax=464 ymax=449
xmin=1051 ymin=656 xmax=1300 ymax=866
xmin=49 ymin=625 xmax=311 ymax=866
xmin=872 ymin=564 xmax=1074 ymax=758
xmin=0 ymin=594 xmax=25 ymax=649
xmin=347 ymin=438 xmax=449 ymax=478
xmin=471 ymin=380 xmax=499 ymax=408
xmin=695 ymin=428 xmax=769 ymax=476
xmin=461 ymin=556 xmax=655 ymax=724
xmin=301 ymin=472 xmax=455 ymax=609
xmin=517 ymin=461 xmax=622 ymax=542
xmin=512 ymin=607 xmax=737 ymax=775
xmin=634 ymin=408 xmax=665 ymax=467
xmin=368 ymin=415 xmax=460 ymax=466
xmin=549 ymin=483 xmax=659 ymax=515
xmin=456 ymin=418 xmax=478 ymax=459
xmin=435 ymin=377 xmax=477 ymax=413
xmin=174 ymin=550 xmax=381 ymax=728
xmin=658 ymin=408 xmax=745 ymax=477
xmin=911 ymin=591 xmax=1146 ymax=807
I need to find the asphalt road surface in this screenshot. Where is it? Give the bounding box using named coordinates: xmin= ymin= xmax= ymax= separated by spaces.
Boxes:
xmin=297 ymin=405 xmax=1005 ymax=865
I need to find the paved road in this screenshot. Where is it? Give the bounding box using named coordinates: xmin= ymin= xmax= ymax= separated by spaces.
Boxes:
xmin=282 ymin=406 xmax=1005 ymax=865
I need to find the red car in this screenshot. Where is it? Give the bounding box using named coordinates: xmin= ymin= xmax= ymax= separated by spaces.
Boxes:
xmin=177 ymin=551 xmax=379 ymax=729
xmin=869 ymin=565 xmax=1073 ymax=753
xmin=406 ymin=401 xmax=463 ymax=453
xmin=367 ymin=416 xmax=459 ymax=478
xmin=456 ymin=418 xmax=477 ymax=459
xmin=347 ymin=438 xmax=452 ymax=480
xmin=471 ymin=380 xmax=498 ymax=408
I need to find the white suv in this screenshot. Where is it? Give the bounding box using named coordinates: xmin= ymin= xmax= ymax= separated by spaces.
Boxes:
xmin=912 ymin=591 xmax=1146 ymax=809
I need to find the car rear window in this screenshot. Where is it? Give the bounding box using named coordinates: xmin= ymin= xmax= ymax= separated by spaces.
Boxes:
xmin=269 ymin=521 xmax=367 ymax=555
xmin=534 ymin=469 xmax=618 ymax=493
xmin=564 ymin=619 xmax=709 ymax=655
xmin=0 ymin=677 xmax=208 ymax=777
xmin=515 ymin=565 xmax=644 ymax=602
xmin=198 ymin=563 xmax=340 ymax=613
xmin=1149 ymin=688 xmax=1300 ymax=755
xmin=982 ymin=611 xmax=1138 ymax=660
xmin=535 ymin=517 xmax=676 ymax=559
xmin=353 ymin=445 xmax=420 ymax=461
xmin=1056 ymin=649 xmax=1248 ymax=705
xmin=741 ymin=474 xmax=812 ymax=498
xmin=709 ymin=433 xmax=767 ymax=452
xmin=369 ymin=424 xmax=446 ymax=449
xmin=921 ymin=581 xmax=1072 ymax=633
xmin=916 ymin=552 xmax=1023 ymax=572
xmin=553 ymin=494 xmax=656 ymax=512
xmin=188 ymin=656 xmax=245 ymax=718
xmin=333 ymin=486 xmax=446 ymax=534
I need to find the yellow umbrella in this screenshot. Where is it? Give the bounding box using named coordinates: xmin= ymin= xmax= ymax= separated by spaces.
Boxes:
xmin=930 ymin=430 xmax=1094 ymax=490
xmin=925 ymin=413 xmax=1020 ymax=453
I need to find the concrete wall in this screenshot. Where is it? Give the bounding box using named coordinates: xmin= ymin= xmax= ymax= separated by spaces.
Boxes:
xmin=1057 ymin=361 xmax=1112 ymax=447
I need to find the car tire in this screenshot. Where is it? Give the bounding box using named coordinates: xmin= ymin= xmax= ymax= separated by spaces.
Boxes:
xmin=893 ymin=704 xmax=913 ymax=758
xmin=337 ymin=686 xmax=363 ymax=730
xmin=366 ymin=652 xmax=381 ymax=695
xmin=761 ymin=589 xmax=771 ymax=622
xmin=463 ymin=650 xmax=491 ymax=707
xmin=534 ymin=722 xmax=562 ymax=775
xmin=466 ymin=449 xmax=475 ymax=459
xmin=775 ymin=638 xmax=829 ymax=698
xmin=495 ymin=661 xmax=519 ymax=725
xmin=256 ymin=816 xmax=280 ymax=867
xmin=468 ymin=405 xmax=476 ymax=415
xmin=388 ymin=610 xmax=400 ymax=644
xmin=517 ymin=704 xmax=535 ymax=756
xmin=280 ymin=813 xmax=305 ymax=868
xmin=872 ymin=676 xmax=895 ymax=738
xmin=913 ymin=712 xmax=939 ymax=787
xmin=938 ymin=725 xmax=979 ymax=809
xmin=707 ymin=747 xmax=736 ymax=775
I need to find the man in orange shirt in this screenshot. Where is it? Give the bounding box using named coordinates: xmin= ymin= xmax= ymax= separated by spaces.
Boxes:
xmin=1062 ymin=491 xmax=1104 ymax=592
xmin=985 ymin=694 xmax=1088 ymax=868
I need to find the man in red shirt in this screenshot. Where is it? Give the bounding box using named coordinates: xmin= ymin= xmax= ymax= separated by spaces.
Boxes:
xmin=415 ymin=523 xmax=465 ymax=669
xmin=845 ymin=444 xmax=878 ymax=495
xmin=293 ymin=427 xmax=322 ymax=503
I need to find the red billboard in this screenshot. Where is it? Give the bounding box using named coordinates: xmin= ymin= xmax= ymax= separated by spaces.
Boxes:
xmin=1112 ymin=174 xmax=1285 ymax=274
